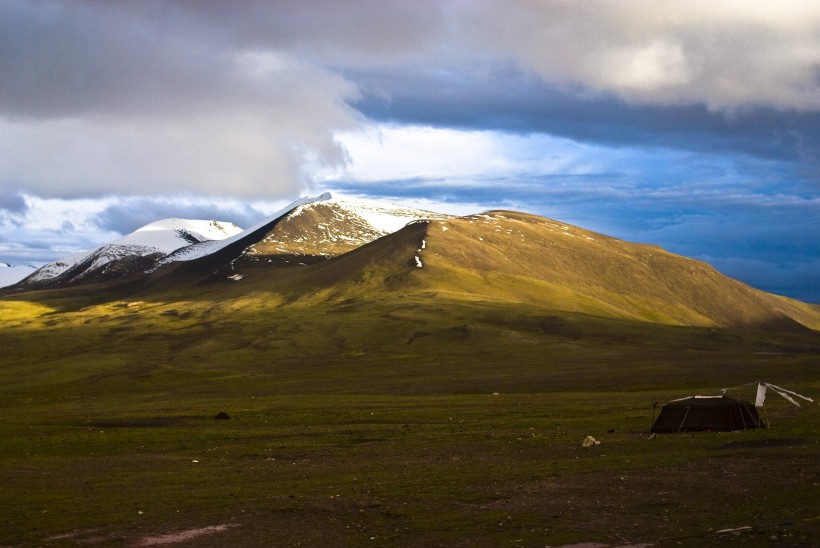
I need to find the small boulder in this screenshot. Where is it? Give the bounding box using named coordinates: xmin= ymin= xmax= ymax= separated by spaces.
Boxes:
xmin=582 ymin=435 xmax=601 ymax=447
xmin=214 ymin=411 xmax=231 ymax=420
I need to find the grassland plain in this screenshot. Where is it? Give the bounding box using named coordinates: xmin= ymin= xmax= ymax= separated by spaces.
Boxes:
xmin=1 ymin=281 xmax=819 ymax=547
xmin=2 ymin=209 xmax=820 ymax=546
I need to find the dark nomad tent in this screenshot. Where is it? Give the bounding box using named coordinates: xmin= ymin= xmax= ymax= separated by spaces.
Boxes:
xmin=651 ymin=395 xmax=765 ymax=433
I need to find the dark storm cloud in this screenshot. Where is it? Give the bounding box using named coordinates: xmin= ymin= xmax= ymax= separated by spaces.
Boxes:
xmin=0 ymin=0 xmax=445 ymax=121
xmin=0 ymin=0 xmax=238 ymax=119
xmin=169 ymin=0 xmax=449 ymax=64
xmin=0 ymin=1 xmax=354 ymax=120
xmin=707 ymin=257 xmax=820 ymax=303
xmin=352 ymin=65 xmax=820 ymax=169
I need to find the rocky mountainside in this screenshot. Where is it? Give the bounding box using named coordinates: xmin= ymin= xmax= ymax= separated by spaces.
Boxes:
xmin=10 ymin=195 xmax=449 ymax=289
xmin=239 ymin=199 xmax=452 ymax=267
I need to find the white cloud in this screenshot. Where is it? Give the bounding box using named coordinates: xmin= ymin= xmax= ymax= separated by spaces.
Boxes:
xmin=459 ymin=0 xmax=820 ymax=111
xmin=1 ymin=113 xmax=324 ymax=200
xmin=327 ymin=125 xmax=598 ymax=183
xmin=0 ymin=2 xmax=363 ymax=201
xmin=604 ymin=40 xmax=691 ymax=92
xmin=3 ymin=0 xmax=818 ymax=207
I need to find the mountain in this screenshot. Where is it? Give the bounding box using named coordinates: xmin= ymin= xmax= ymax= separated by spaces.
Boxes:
xmin=5 ymin=195 xmax=819 ymax=333
xmin=239 ymin=198 xmax=453 ymax=266
xmin=214 ymin=209 xmax=820 ymax=332
xmin=12 ymin=194 xmax=334 ymax=289
xmin=12 ymin=194 xmax=452 ymax=290
xmin=145 ymin=196 xmax=456 ymax=287
xmin=15 ymin=218 xmax=243 ymax=289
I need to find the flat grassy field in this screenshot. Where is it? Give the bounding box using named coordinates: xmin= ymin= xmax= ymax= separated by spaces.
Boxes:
xmin=1 ymin=287 xmax=818 ymax=546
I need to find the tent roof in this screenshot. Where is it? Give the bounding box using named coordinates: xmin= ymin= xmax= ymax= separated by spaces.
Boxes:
xmin=664 ymin=395 xmax=749 ymax=408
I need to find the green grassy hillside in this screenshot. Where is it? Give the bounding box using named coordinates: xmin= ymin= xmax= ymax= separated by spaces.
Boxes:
xmin=414 ymin=212 xmax=817 ymax=330
xmin=220 ymin=210 xmax=820 ymax=331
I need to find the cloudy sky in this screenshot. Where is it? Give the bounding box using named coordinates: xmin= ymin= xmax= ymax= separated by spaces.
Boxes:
xmin=1 ymin=0 xmax=819 ymax=301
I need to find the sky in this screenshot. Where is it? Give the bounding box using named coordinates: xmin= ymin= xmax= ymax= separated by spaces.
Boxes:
xmin=1 ymin=0 xmax=819 ymax=302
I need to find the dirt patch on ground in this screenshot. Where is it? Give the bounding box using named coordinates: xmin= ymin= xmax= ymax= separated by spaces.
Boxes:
xmin=135 ymin=524 xmax=240 ymax=546
xmin=41 ymin=528 xmax=122 ymax=544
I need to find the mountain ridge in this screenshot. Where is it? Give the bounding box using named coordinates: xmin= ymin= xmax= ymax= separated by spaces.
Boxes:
xmin=10 ymin=194 xmax=332 ymax=289
xmin=219 ymin=210 xmax=817 ymax=332
xmin=3 ymin=195 xmax=819 ymax=333
xmin=14 ymin=218 xmax=244 ymax=288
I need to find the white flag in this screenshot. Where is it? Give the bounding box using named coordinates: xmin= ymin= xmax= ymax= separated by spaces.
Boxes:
xmin=765 ymin=383 xmax=814 ymax=403
xmin=765 ymin=383 xmax=802 ymax=408
xmin=755 ymin=383 xmax=767 ymax=407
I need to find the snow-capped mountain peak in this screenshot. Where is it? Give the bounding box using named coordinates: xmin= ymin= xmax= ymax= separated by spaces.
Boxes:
xmin=246 ymin=196 xmax=454 ymax=260
xmin=16 ymin=193 xmax=332 ymax=288
xmin=19 ymin=218 xmax=243 ymax=287
xmin=112 ymin=219 xmax=242 ymax=254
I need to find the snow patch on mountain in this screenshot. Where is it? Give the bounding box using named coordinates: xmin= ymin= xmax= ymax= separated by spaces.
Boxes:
xmin=14 ymin=192 xmax=440 ymax=287
xmin=248 ymin=196 xmax=453 ymax=259
xmin=120 ymin=219 xmax=242 ymax=254
xmin=23 ymin=218 xmax=243 ymax=285
xmin=330 ymin=198 xmax=448 ymax=234
xmin=159 ymin=193 xmax=331 ymax=264
xmin=23 ymin=251 xmax=88 ymax=284
xmin=17 ymin=194 xmax=332 ymax=287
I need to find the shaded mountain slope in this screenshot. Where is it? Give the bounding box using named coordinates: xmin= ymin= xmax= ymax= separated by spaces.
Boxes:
xmin=756 ymin=295 xmax=820 ymax=332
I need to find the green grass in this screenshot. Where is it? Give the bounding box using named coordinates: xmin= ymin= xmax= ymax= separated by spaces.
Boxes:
xmin=1 ymin=276 xmax=819 ymax=546
xmin=1 ymin=391 xmax=818 ymax=546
